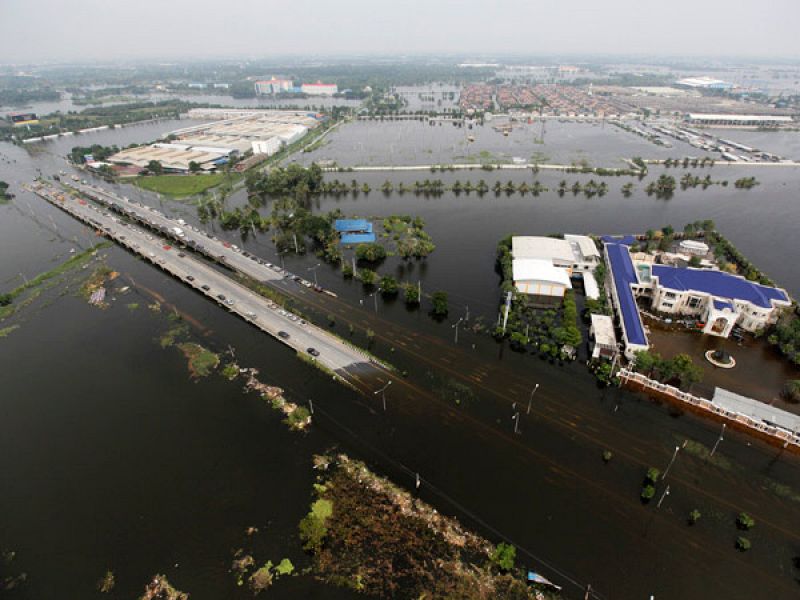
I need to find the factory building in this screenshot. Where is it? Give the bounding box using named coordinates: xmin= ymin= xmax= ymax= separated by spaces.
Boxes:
xmin=255 ymin=78 xmax=294 ymax=95
xmin=301 ymin=82 xmax=338 ymax=96
xmin=511 ymin=234 xmax=600 ymax=303
xmin=675 ymin=77 xmax=734 ymax=90
xmin=686 ymin=114 xmax=793 ymax=127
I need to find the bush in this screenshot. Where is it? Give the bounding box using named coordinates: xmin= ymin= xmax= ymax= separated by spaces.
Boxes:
xmin=737 ymin=512 xmax=755 ymax=530
xmin=736 ymin=536 xmax=751 ymax=552
xmin=490 ymin=543 xmax=516 ymax=572
xmin=688 ymin=509 xmax=701 ymax=525
xmin=646 ymin=467 xmax=661 ymax=483
xmin=431 ymin=291 xmax=448 ymax=316
xmin=641 ymin=485 xmax=656 ymax=502
xmin=355 ymin=242 xmax=387 ymax=262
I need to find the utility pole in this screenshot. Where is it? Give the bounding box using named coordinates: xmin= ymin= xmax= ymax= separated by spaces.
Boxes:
xmin=374 ymin=380 xmax=392 ymax=412
xmin=308 ymin=399 xmax=314 ymax=414
xmin=293 ymin=233 xmax=299 ymax=254
xmin=465 ymin=305 xmax=469 ymax=321
xmin=352 ymin=256 xmax=356 ymax=274
xmin=710 ymin=423 xmax=726 ymax=457
xmin=512 ymin=411 xmax=520 ymax=434
xmin=308 ymin=263 xmax=320 ymax=286
xmin=501 ymin=291 xmax=512 ymax=334
xmin=452 ymin=317 xmax=463 ymax=344
xmin=662 ymin=444 xmax=681 ymax=480
xmin=418 ymin=279 xmax=421 ymax=301
xmin=527 ymin=383 xmax=539 ymax=414
xmin=657 ymin=484 xmax=671 ymax=509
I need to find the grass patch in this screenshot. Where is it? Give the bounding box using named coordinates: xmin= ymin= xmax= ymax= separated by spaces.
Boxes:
xmin=177 ymin=342 xmax=219 ymax=377
xmin=134 ymin=173 xmax=226 ymax=197
xmin=0 ymin=324 xmax=20 ymax=338
xmin=159 ymin=322 xmax=189 ymax=348
xmin=679 ymin=438 xmax=732 ymax=470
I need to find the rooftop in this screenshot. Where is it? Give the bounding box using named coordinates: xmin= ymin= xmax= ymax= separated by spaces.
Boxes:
xmin=512 ymin=258 xmax=572 ymax=288
xmin=335 ymin=219 xmax=372 ymax=233
xmin=713 ymin=387 xmax=800 ymax=434
xmin=512 ymin=235 xmax=597 ymax=264
xmin=590 ymin=314 xmax=616 ymax=346
xmin=651 ymin=265 xmax=789 ymax=309
xmin=606 ymin=243 xmax=648 ymax=347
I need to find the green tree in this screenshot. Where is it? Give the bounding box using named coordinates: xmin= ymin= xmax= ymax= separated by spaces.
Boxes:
xmin=146 ymin=159 xmax=163 ymax=175
xmin=736 ymin=537 xmax=751 ymax=552
xmin=490 ymin=543 xmax=516 ymax=572
xmin=431 ymin=291 xmax=448 ymax=316
xmin=403 ymin=283 xmax=420 ymax=306
xmin=358 ymin=268 xmax=377 ymax=286
xmin=355 ymin=242 xmax=387 ymax=262
xmin=0 ymin=293 xmax=11 ymax=306
xmin=737 ymin=512 xmax=755 ymax=530
xmin=379 ymin=275 xmax=399 ymax=296
xmin=188 ymin=161 xmax=201 ymax=173
xmin=688 ymin=509 xmax=701 ymax=525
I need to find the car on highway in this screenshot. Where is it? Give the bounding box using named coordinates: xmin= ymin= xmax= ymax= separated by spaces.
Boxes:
xmin=225 ymin=299 xmax=234 ymax=306
xmin=278 ymin=331 xmax=290 ymax=339
xmin=307 ymin=348 xmax=320 ymax=357
xmin=178 ymin=252 xmax=185 ymax=257
xmin=217 ymin=294 xmax=226 ymax=301
xmin=201 ymin=285 xmax=210 ymax=291
xmin=186 ymin=276 xmax=195 ymax=282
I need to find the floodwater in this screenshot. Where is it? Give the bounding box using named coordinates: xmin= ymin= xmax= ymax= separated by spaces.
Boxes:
xmin=1 ymin=92 xmax=361 ymax=117
xmin=296 ymin=119 xmax=714 ymax=168
xmin=2 ymin=118 xmax=800 ymax=600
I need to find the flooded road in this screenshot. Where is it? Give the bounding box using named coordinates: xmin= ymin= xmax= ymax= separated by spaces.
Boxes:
xmin=2 ymin=118 xmax=800 ymax=599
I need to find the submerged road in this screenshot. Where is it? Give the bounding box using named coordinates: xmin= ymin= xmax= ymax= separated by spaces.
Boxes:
xmin=29 ymin=181 xmax=380 ymax=380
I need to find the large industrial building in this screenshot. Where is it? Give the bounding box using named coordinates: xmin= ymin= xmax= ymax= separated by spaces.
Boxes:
xmin=301 ymin=82 xmax=338 ymax=96
xmin=511 ymin=235 xmax=601 ymax=302
xmin=685 ymin=113 xmax=793 ymax=127
xmin=604 ymin=240 xmax=790 ymax=359
xmin=254 ymin=78 xmax=294 ymax=95
xmin=107 ymin=109 xmax=321 ymax=173
xmin=675 ymin=76 xmax=734 ymax=91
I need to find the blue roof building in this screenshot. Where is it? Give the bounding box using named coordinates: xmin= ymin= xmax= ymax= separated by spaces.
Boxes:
xmin=604 ymin=243 xmax=649 ymax=358
xmin=604 ymin=241 xmax=791 ymax=351
xmin=335 ymin=219 xmax=376 ymax=244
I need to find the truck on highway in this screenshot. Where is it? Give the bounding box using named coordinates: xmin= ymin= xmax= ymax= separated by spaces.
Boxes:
xmin=171 ymin=227 xmax=186 ymax=238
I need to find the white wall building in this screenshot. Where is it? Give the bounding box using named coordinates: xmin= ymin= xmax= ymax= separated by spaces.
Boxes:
xmin=590 ymin=314 xmax=617 ymax=360
xmin=512 ymin=258 xmax=572 ymax=299
xmin=301 ymin=82 xmax=338 ymax=96
xmin=255 ymin=78 xmax=293 ymax=95
xmin=512 ymin=235 xmax=601 ymax=274
xmin=251 ymin=138 xmax=282 ymax=156
xmin=637 ymin=262 xmax=790 ymax=337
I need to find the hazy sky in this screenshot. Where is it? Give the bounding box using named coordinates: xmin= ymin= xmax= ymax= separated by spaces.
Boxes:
xmin=1 ymin=0 xmax=798 ymax=63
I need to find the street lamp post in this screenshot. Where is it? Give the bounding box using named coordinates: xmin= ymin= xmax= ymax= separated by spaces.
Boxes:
xmin=308 ymin=263 xmax=321 ymax=286
xmin=512 ymin=411 xmax=520 ymax=434
xmin=527 ymin=383 xmax=539 ymax=415
xmin=662 ymin=444 xmax=681 ymax=480
xmin=452 ymin=317 xmax=463 ymax=344
xmin=374 ymin=380 xmax=392 ymax=411
xmin=657 ymin=484 xmax=671 ymax=509
xmin=710 ymin=423 xmax=726 ymax=457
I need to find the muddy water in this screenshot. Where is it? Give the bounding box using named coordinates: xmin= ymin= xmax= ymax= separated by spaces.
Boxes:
xmin=2 ymin=120 xmax=800 ymax=599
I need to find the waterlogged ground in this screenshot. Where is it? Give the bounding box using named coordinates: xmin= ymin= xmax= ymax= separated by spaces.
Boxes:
xmin=2 ymin=119 xmax=800 ymax=599
xmin=296 ymin=119 xmax=714 ymax=168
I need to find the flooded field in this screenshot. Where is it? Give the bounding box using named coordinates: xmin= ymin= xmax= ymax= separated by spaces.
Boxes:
xmin=2 ymin=119 xmax=800 ymax=599
xmin=297 ymin=119 xmax=714 ymax=168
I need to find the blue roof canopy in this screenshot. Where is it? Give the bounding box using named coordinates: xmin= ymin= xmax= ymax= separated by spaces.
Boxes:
xmin=606 ymin=243 xmax=648 ymax=346
xmin=335 ymin=219 xmax=372 ymax=233
xmin=652 ymin=265 xmax=788 ymax=309
xmin=601 ymin=234 xmax=638 ymax=246
xmin=340 ymin=232 xmax=376 ymax=244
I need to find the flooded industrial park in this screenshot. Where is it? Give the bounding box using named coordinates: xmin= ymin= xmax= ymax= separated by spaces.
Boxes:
xmin=2 ymin=109 xmax=800 ymax=599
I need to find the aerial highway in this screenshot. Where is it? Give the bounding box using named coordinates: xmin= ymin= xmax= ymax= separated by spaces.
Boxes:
xmin=29 ymin=181 xmax=381 ymax=380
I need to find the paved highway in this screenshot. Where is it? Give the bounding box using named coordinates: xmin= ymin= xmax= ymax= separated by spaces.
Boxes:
xmin=67 ymin=180 xmax=304 ymax=290
xmin=30 ymin=181 xmax=379 ymax=378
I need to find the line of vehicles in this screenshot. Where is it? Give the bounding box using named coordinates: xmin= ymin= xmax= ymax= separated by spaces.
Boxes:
xmin=38 ymin=182 xmax=325 ymax=360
